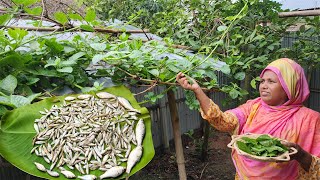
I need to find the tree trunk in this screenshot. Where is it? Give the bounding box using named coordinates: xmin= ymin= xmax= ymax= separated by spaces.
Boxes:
xmin=201 ymin=119 xmax=210 ymax=161
xmin=167 ymin=89 xmax=187 ymax=180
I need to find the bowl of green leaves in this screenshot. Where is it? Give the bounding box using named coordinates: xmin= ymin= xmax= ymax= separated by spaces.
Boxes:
xmin=227 ymin=133 xmax=297 ymax=162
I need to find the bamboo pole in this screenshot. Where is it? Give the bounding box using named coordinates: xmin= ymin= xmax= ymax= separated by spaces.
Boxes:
xmin=167 ymin=88 xmax=187 ymax=180
xmin=279 ymin=10 xmax=320 ymax=18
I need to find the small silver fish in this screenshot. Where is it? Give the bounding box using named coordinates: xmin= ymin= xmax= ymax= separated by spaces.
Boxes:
xmin=126 ymin=146 xmax=143 ymax=174
xmin=100 ymin=166 xmax=126 ymax=179
xmin=78 ymin=174 xmax=97 ymax=180
xmin=60 ymin=170 xmax=76 ymax=178
xmin=96 ymin=92 xmax=116 ymax=99
xmin=135 ymin=119 xmax=145 ymax=146
xmin=34 ymin=162 xmax=46 ymax=172
xmin=46 ymin=169 xmax=59 ymax=177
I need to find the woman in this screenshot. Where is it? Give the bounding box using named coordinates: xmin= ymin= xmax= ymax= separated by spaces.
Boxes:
xmin=176 ymin=58 xmax=320 ymax=179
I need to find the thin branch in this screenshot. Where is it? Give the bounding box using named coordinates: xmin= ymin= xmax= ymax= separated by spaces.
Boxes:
xmin=0 ymin=25 xmax=150 ymax=33
xmin=38 ymin=0 xmax=46 ymax=28
xmin=142 ymin=27 xmax=151 ymax=41
xmin=133 ymin=81 xmax=157 ymax=96
xmin=200 ymin=162 xmax=209 ymax=179
xmin=0 ymin=0 xmax=11 ymax=8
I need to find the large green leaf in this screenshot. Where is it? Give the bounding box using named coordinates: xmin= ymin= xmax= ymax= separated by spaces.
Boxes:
xmin=0 ymin=85 xmax=154 ymax=180
xmin=0 ymin=75 xmax=17 ymax=95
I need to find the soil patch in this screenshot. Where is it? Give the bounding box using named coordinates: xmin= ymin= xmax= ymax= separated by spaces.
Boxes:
xmin=131 ymin=129 xmax=236 ymax=180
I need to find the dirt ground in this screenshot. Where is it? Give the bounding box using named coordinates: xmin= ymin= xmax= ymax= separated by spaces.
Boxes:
xmin=130 ymin=129 xmax=236 ymax=180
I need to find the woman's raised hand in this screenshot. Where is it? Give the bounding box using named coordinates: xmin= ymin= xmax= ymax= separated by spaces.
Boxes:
xmin=176 ymin=72 xmax=200 ymax=92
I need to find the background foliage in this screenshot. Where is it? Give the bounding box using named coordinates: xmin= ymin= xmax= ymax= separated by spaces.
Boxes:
xmin=0 ymin=0 xmax=318 ymax=116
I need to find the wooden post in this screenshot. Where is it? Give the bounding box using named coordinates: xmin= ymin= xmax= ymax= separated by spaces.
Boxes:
xmin=167 ymin=88 xmax=187 ymax=180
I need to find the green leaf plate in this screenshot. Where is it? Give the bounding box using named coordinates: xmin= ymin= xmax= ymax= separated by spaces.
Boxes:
xmin=0 ymin=85 xmax=155 ymax=179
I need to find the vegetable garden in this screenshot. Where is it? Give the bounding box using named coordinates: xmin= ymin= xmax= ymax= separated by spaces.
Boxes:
xmin=0 ymin=0 xmax=319 ymax=179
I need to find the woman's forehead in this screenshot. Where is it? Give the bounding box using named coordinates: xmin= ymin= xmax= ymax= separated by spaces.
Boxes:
xmin=261 ymin=70 xmax=278 ymax=79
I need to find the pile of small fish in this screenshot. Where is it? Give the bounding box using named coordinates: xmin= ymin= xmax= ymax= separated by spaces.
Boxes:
xmin=31 ymin=92 xmax=145 ymax=179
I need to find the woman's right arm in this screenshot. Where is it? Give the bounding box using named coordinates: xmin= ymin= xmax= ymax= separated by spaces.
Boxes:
xmin=176 ymin=72 xmax=238 ymax=133
xmin=176 ymin=72 xmax=211 ymax=113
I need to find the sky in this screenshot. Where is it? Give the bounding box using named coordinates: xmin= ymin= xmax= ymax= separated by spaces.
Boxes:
xmin=274 ymin=0 xmax=320 ymax=10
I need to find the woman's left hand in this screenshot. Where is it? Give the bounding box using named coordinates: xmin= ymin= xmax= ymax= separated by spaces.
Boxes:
xmin=281 ymin=141 xmax=312 ymax=172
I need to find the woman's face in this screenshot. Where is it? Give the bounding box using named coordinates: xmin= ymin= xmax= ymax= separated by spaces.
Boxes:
xmin=259 ymin=70 xmax=288 ymax=106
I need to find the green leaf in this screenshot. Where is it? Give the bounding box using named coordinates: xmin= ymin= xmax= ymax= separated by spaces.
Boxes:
xmin=85 ymin=8 xmax=96 ymax=22
xmin=61 ymin=60 xmax=77 ymax=66
xmin=57 ymin=67 xmax=73 ymax=73
xmin=68 ymin=52 xmax=86 ymax=62
xmin=220 ymin=65 xmax=231 ymax=75
xmin=24 ymin=7 xmax=42 ymax=16
xmin=45 ymin=38 xmax=64 ymax=53
xmin=217 ymin=25 xmax=227 ymax=32
xmin=267 ymin=45 xmax=274 ymax=51
xmin=10 ymin=95 xmax=30 ymax=108
xmin=92 ymin=54 xmax=106 ymax=64
xmin=0 ymin=75 xmax=17 ymax=95
xmin=237 ymin=141 xmax=251 ymax=154
xmin=0 ymin=14 xmax=11 ymax=26
xmin=167 ymin=64 xmax=180 ymax=73
xmin=229 ymin=89 xmax=239 ymax=99
xmin=0 ymin=105 xmax=8 ymax=116
xmin=54 ymin=11 xmax=68 ymax=25
xmin=12 ymin=0 xmax=38 ymax=6
xmin=26 ymin=77 xmax=40 ymax=85
xmin=8 ymin=28 xmax=28 ymax=41
xmin=250 ymin=79 xmax=257 ymax=89
xmin=149 ymin=69 xmax=159 ymax=77
xmin=234 ymin=72 xmax=246 ymax=80
xmin=225 ymin=15 xmax=236 ymax=21
xmin=68 ymin=13 xmax=83 ymax=21
xmin=27 ymin=93 xmax=41 ymax=103
xmin=0 ymin=86 xmax=154 ymax=179
xmin=0 ymin=96 xmax=11 ymax=106
xmin=249 ymin=29 xmax=257 ymax=42
xmin=129 ymin=50 xmax=142 ymax=59
xmin=90 ymin=43 xmax=106 ymax=51
xmin=119 ymin=33 xmax=129 ymax=41
xmin=80 ymin=25 xmax=94 ymax=32
xmin=0 ymin=53 xmax=29 ymax=69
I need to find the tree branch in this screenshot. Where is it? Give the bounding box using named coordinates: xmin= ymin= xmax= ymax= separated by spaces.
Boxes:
xmin=115 ymin=67 xmax=219 ymax=92
xmin=279 ymin=10 xmax=320 ymax=18
xmin=0 ymin=25 xmax=150 ymax=33
xmin=133 ymin=81 xmax=157 ymax=96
